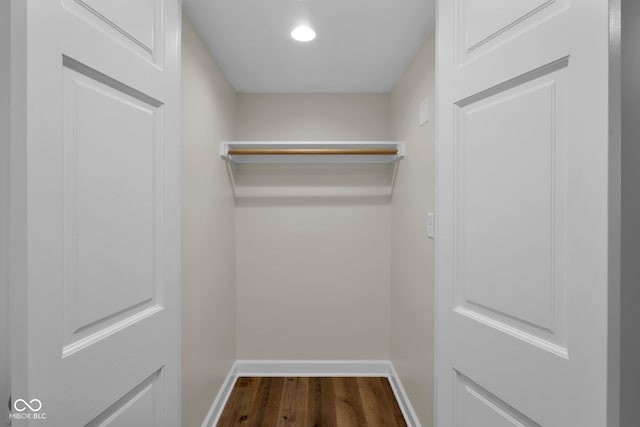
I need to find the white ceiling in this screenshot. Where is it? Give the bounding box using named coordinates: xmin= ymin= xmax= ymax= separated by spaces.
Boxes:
xmin=182 ymin=0 xmax=435 ymax=93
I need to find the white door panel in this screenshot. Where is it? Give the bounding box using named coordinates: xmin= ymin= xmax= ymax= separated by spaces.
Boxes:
xmin=458 ymin=0 xmax=568 ymax=61
xmin=84 ymin=370 xmax=163 ymax=427
xmin=72 ymin=0 xmax=157 ymax=52
xmin=62 ymin=0 xmax=161 ymax=62
xmin=10 ymin=0 xmax=180 ymax=425
xmin=437 ymin=0 xmax=616 ymax=426
xmin=454 ymin=62 xmax=568 ymax=354
xmin=62 ymin=60 xmax=161 ymax=348
xmin=455 ymin=373 xmax=541 ymax=427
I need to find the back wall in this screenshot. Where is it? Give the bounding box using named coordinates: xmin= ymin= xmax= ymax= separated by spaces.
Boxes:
xmin=234 ymin=93 xmax=393 ymax=360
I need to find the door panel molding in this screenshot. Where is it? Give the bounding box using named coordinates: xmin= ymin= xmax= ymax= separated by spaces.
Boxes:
xmin=455 ymin=0 xmax=568 ymax=66
xmin=62 ymin=0 xmax=163 ymax=64
xmin=62 ymin=60 xmax=165 ymax=352
xmin=454 ymin=371 xmax=542 ymax=427
xmin=453 ymin=62 xmax=569 ymax=354
xmin=86 ymin=368 xmax=164 ymax=427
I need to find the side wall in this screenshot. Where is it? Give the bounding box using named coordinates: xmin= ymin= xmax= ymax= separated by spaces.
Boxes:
xmin=390 ymin=35 xmax=436 ymax=427
xmin=1 ymin=0 xmax=10 ymax=423
xmin=181 ymin=17 xmax=237 ymax=427
xmin=234 ymin=93 xmax=393 ymax=360
xmin=621 ymin=2 xmax=640 ymax=425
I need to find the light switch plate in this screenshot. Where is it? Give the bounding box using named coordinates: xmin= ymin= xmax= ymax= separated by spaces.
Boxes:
xmin=427 ymin=212 xmax=435 ymax=239
xmin=419 ymin=98 xmax=429 ymax=126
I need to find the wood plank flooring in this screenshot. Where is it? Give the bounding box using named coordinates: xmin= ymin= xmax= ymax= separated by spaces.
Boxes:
xmin=217 ymin=377 xmax=407 ymax=427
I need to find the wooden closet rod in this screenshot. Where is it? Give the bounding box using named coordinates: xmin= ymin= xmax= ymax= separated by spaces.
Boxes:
xmin=227 ymin=148 xmax=399 ymax=155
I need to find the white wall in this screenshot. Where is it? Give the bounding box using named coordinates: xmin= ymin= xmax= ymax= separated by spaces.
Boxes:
xmin=621 ymin=2 xmax=640 ymax=425
xmin=234 ymin=93 xmax=393 ymax=141
xmin=181 ymin=17 xmax=237 ymax=427
xmin=390 ymin=35 xmax=436 ymax=426
xmin=0 ymin=0 xmax=10 ymax=423
xmin=234 ymin=93 xmax=393 ymax=360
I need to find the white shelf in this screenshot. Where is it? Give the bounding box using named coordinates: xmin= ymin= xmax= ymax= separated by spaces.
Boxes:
xmin=220 ymin=141 xmax=405 ymax=165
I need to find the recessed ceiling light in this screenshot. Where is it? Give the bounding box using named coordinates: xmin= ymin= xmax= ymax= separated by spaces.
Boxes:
xmin=291 ymin=26 xmax=316 ymax=42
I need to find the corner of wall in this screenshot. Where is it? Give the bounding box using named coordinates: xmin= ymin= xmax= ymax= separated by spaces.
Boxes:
xmin=181 ymin=14 xmax=239 ymax=427
xmin=389 ymin=32 xmax=436 ymax=427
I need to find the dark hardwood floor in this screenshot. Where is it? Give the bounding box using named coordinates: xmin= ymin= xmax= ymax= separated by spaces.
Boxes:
xmin=217 ymin=377 xmax=407 ymax=427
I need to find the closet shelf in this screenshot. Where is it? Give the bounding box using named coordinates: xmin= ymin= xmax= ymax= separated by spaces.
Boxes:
xmin=220 ymin=141 xmax=405 ymax=164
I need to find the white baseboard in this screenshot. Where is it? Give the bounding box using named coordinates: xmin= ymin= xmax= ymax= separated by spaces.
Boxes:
xmin=201 ymin=361 xmax=239 ymax=427
xmin=388 ymin=363 xmax=422 ymax=427
xmin=234 ymin=359 xmax=391 ymax=377
xmin=201 ymin=360 xmax=421 ymax=427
